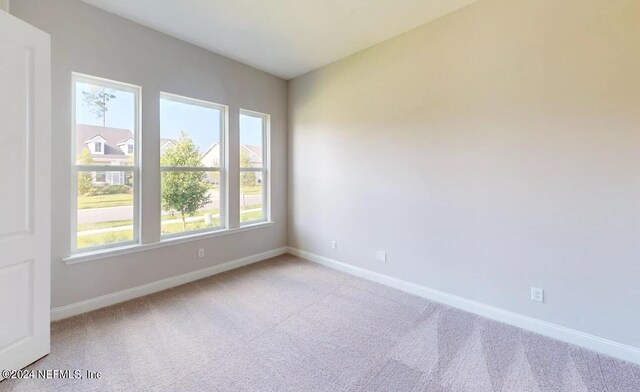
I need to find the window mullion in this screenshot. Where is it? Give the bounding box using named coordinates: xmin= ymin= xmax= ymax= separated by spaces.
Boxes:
xmin=75 ymin=165 xmax=136 ymax=172
xmin=160 ymin=166 xmax=219 ymax=172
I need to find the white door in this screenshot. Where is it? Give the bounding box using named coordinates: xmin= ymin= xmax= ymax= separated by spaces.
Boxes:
xmin=0 ymin=10 xmax=51 ymax=376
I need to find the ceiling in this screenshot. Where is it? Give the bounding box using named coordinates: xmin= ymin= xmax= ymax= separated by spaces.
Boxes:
xmin=81 ymin=0 xmax=478 ymax=80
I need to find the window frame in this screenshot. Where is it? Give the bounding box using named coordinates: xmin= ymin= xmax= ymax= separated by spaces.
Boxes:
xmin=159 ymin=92 xmax=228 ymax=239
xmin=93 ymin=172 xmax=106 ymax=183
xmin=71 ymin=73 xmax=142 ymax=254
xmin=239 ymin=108 xmax=270 ymax=226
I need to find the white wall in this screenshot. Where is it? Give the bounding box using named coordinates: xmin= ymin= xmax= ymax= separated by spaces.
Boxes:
xmin=288 ymin=0 xmax=640 ymax=349
xmin=11 ymin=0 xmax=287 ymax=308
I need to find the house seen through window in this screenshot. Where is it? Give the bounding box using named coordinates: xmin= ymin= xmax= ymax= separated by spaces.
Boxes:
xmin=240 ymin=110 xmax=269 ymax=224
xmin=73 ymin=73 xmax=140 ymax=251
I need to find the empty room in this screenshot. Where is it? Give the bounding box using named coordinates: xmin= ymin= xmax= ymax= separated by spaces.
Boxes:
xmin=1 ymin=0 xmax=639 ymax=390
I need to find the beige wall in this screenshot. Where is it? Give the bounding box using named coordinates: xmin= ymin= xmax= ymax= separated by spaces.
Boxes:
xmin=289 ymin=0 xmax=640 ymax=348
xmin=0 ymin=0 xmax=9 ymax=12
xmin=12 ymin=0 xmax=287 ymax=308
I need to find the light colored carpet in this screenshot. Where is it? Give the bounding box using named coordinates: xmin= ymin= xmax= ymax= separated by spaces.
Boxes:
xmin=2 ymin=254 xmax=639 ymax=391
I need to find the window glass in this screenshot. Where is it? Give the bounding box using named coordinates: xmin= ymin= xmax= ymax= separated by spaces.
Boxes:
xmin=239 ymin=110 xmax=268 ymax=224
xmin=160 ymin=93 xmax=226 ymax=236
xmin=76 ymin=172 xmax=134 ymax=249
xmin=73 ymin=74 xmax=139 ymax=251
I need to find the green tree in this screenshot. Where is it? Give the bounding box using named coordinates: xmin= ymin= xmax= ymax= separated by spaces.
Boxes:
xmin=78 ymin=148 xmax=94 ymax=195
xmin=240 ymin=150 xmax=256 ymax=208
xmin=161 ymin=131 xmax=211 ymax=230
xmin=83 ymin=88 xmax=116 ymax=126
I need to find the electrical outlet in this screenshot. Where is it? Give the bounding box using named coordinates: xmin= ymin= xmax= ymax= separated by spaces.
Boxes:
xmin=331 ymin=241 xmax=337 ymax=250
xmin=376 ymin=251 xmax=387 ymax=263
xmin=531 ymin=287 xmax=544 ymax=303
xmin=198 ymin=248 xmax=205 ymax=258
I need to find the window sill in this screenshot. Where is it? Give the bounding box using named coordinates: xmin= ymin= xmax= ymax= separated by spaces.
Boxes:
xmin=63 ymin=221 xmax=275 ymax=265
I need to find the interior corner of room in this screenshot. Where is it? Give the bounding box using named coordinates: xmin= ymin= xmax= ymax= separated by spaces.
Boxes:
xmin=1 ymin=0 xmax=639 ymax=389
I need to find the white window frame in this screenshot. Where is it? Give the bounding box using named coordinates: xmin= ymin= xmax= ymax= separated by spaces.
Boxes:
xmin=160 ymin=92 xmax=228 ymax=239
xmin=71 ymin=73 xmax=141 ymax=253
xmin=239 ymin=109 xmax=270 ymax=225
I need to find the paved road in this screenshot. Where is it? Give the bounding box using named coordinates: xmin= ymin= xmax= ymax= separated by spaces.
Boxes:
xmin=77 ymin=192 xmax=262 ymax=224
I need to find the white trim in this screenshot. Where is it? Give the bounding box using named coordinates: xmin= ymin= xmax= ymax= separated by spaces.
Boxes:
xmin=75 ymin=164 xmax=135 ymax=172
xmin=161 ymin=166 xmax=220 ymax=172
xmin=52 ymin=246 xmax=288 ymax=321
xmin=160 ymin=91 xmax=228 ymax=111
xmin=287 ymin=247 xmax=640 ymax=365
xmin=64 ymin=221 xmax=274 ymax=264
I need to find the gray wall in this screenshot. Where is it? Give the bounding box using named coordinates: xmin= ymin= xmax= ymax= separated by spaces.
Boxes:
xmin=12 ymin=0 xmax=287 ymax=308
xmin=288 ymin=0 xmax=640 ymax=348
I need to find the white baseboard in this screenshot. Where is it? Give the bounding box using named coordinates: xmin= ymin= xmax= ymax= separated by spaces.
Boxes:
xmin=287 ymin=247 xmax=640 ymax=365
xmin=50 ymin=247 xmax=288 ymax=321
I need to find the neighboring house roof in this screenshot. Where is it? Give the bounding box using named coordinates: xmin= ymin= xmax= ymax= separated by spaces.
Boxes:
xmin=117 ymin=137 xmax=134 ymax=146
xmin=85 ymin=135 xmax=107 ymax=144
xmin=198 ymin=143 xmax=262 ymax=167
xmin=200 ymin=143 xmax=219 ymax=158
xmin=76 ymin=124 xmax=133 ymax=159
xmin=200 ymin=143 xmax=220 ymax=167
xmin=160 ymin=138 xmax=177 ymax=147
xmin=241 ymin=144 xmax=262 ymax=166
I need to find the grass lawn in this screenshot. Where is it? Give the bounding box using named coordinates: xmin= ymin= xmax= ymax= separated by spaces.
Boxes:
xmin=77 ymin=205 xmax=262 ymax=247
xmin=161 ymin=209 xmax=222 ymax=235
xmin=161 ymin=208 xmax=220 ymax=222
xmin=240 ymin=205 xmax=263 ymax=222
xmin=77 ymin=219 xmax=132 ymax=232
xmin=161 ymin=218 xmax=221 ymax=235
xmin=77 ymin=229 xmax=132 ymax=249
xmin=240 ymin=185 xmax=262 ymax=196
xmin=78 ymin=193 xmax=132 ymax=209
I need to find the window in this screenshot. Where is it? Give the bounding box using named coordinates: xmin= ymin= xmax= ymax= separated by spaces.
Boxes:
xmin=72 ymin=73 xmax=140 ymax=251
xmin=94 ymin=172 xmax=106 ymax=183
xmin=160 ymin=93 xmax=227 ymax=237
xmin=239 ymin=109 xmax=269 ymax=224
xmin=127 ymin=144 xmax=134 ymax=155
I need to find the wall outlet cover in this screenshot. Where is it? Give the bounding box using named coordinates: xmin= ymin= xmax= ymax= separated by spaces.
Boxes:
xmin=531 ymin=287 xmax=544 ymax=303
